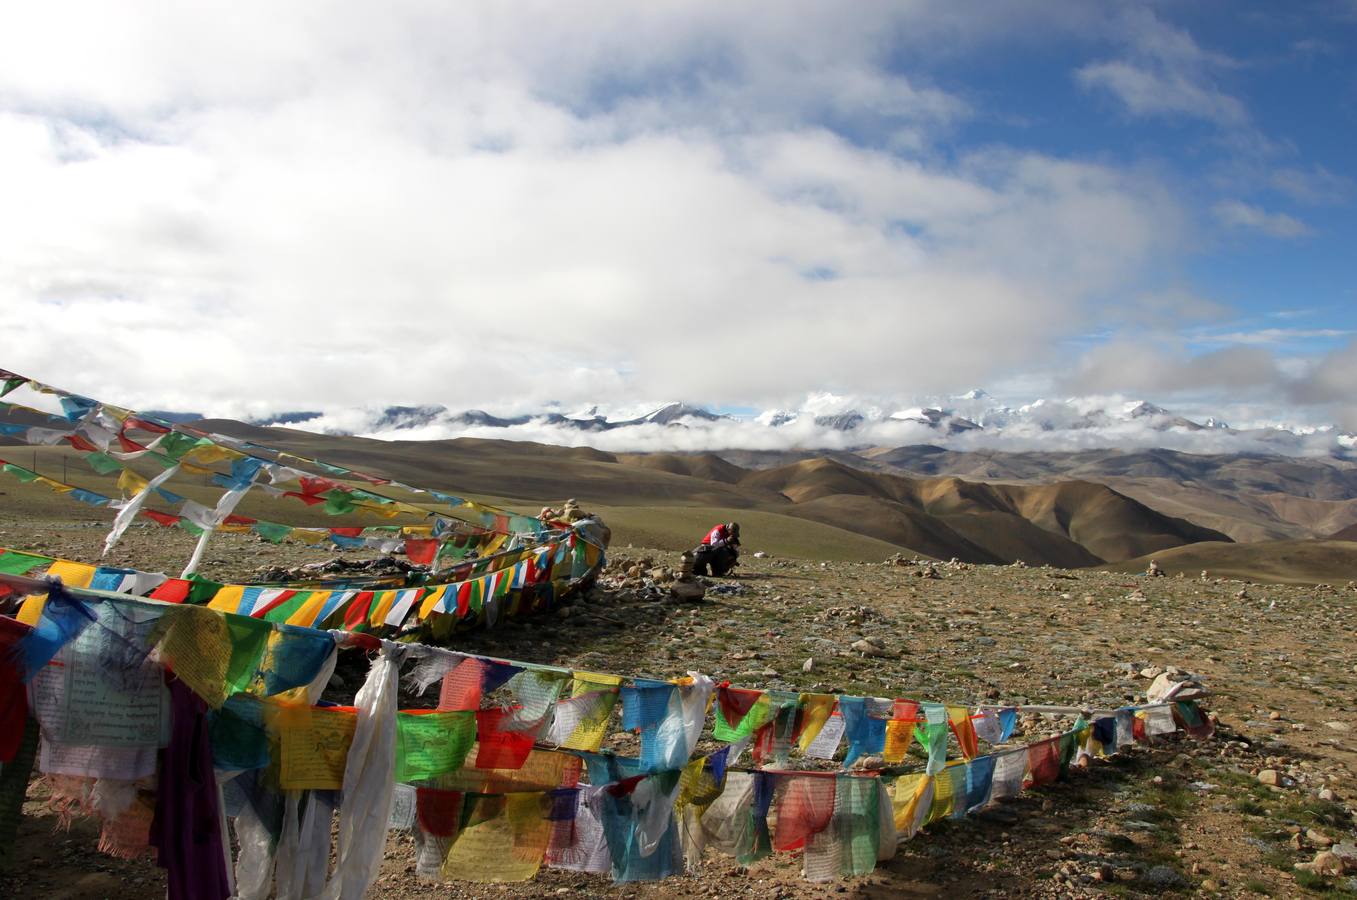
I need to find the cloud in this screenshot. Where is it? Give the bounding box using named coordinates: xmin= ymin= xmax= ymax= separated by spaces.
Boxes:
xmin=1269 ymin=165 xmax=1354 ymax=204
xmin=1074 ymin=7 xmax=1247 ymax=126
xmin=1213 ymin=199 xmax=1312 ymax=237
xmin=0 ymin=1 xmax=1192 ymax=418
xmin=1289 ymin=340 xmax=1357 ymax=429
xmin=278 ymin=393 xmax=1354 ymax=458
xmin=1063 ymin=342 xmax=1287 ymax=395
xmin=1193 ymin=327 xmax=1353 ymax=346
xmin=1075 ymin=61 xmax=1247 ymax=125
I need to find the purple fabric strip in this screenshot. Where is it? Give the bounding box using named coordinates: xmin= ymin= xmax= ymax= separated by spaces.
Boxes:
xmin=149 ymin=678 xmax=231 ymax=900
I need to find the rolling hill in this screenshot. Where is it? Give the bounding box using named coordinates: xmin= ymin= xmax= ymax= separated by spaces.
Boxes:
xmin=843 ymin=445 xmax=1357 ymax=543
xmin=177 ymin=427 xmax=1231 ymax=566
xmin=1100 ymin=540 xmax=1357 ymax=585
xmin=737 ymin=458 xmax=1226 ymax=563
xmin=11 ymin=415 xmax=1357 ymax=579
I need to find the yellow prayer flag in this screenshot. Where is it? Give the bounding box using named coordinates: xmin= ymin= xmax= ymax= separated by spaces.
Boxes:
xmin=117 ymin=466 xmax=149 ymax=496
xmin=891 ymin=773 xmax=932 ymax=839
xmin=207 ymin=585 xmax=246 ymax=613
xmin=47 ymin=559 xmax=98 ymax=588
xmin=924 ymin=768 xmax=957 ymax=825
xmin=277 ymin=704 xmax=357 ymax=791
xmin=441 ymin=793 xmax=550 ymax=883
xmin=368 ymin=590 xmax=399 ymax=627
xmin=181 ymin=443 xmax=243 ymax=467
xmin=37 ymin=476 xmax=75 ymax=494
xmin=796 ymin=694 xmax=837 ymax=754
xmin=559 ymin=671 xmax=622 ymax=752
xmin=285 ymin=591 xmax=332 ymax=628
xmin=418 ymin=584 xmax=449 ymax=620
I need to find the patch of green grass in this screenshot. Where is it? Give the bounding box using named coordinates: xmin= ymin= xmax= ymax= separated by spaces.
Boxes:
xmin=1242 ymin=879 xmax=1274 ymax=896
xmin=1260 ymin=846 xmax=1296 ymax=874
xmin=1274 ymin=796 xmax=1352 ymax=830
xmin=1293 ymin=869 xmax=1329 ymax=892
xmin=1235 ymin=797 xmax=1268 ymax=816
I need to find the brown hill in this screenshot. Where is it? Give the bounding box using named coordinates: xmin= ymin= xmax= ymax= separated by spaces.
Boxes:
xmin=1100 ymin=540 xmax=1357 ymax=585
xmin=191 ymin=424 xmax=784 ymax=509
xmin=739 ymin=458 xmax=1226 ymax=564
xmin=849 ymin=445 xmax=1357 ymax=542
xmin=184 ymin=422 xmax=1229 ymax=567
xmin=615 ymin=452 xmax=747 ymax=484
xmin=1332 ymin=523 xmax=1357 ymax=541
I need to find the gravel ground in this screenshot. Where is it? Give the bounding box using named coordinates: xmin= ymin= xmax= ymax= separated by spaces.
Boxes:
xmin=2 ymin=514 xmax=1356 ymax=897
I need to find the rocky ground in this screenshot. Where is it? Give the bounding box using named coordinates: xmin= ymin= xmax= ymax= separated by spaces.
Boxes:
xmin=2 ymin=514 xmax=1356 ymax=897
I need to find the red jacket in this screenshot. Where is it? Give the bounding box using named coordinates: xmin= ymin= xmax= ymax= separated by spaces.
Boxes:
xmin=702 ymin=524 xmax=735 ymax=548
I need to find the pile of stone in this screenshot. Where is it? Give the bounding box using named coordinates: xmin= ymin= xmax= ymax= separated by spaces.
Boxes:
xmin=251 ymin=555 xmax=416 ymax=583
xmin=599 ymin=553 xmax=705 ymax=602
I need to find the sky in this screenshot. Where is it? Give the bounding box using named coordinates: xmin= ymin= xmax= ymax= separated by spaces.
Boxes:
xmin=1 ymin=0 xmax=1355 ymax=437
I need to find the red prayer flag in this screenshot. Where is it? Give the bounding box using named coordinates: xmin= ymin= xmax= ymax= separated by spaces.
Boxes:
xmin=140 ymin=510 xmax=180 ymax=527
xmin=404 ymin=539 xmax=438 ymax=566
xmin=149 ymin=578 xmax=192 ymax=603
xmin=474 ymin=708 xmax=535 ymax=769
xmin=415 ymin=788 xmax=464 ymax=838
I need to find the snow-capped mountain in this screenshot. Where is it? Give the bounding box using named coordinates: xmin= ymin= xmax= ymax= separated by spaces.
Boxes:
xmin=270 ymin=393 xmax=1356 ymax=458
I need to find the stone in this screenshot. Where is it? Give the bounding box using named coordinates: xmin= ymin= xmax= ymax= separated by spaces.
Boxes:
xmin=1143 ymin=865 xmax=1187 ymax=888
xmin=1257 ymin=769 xmax=1288 ymax=788
xmin=1147 ymin=560 xmax=1164 ymax=577
xmin=1325 ymin=721 xmax=1350 ymax=731
xmin=1312 ymin=851 xmax=1344 ymax=876
xmin=802 ymin=657 xmax=814 ymax=673
xmin=1146 ymin=671 xmax=1208 ymax=702
xmin=1306 ymin=829 xmax=1334 ymax=848
xmin=670 ymin=579 xmax=706 ymax=602
xmin=850 ymin=638 xmax=894 ymax=658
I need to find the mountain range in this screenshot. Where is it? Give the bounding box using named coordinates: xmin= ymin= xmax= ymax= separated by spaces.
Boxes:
xmin=161 ymin=417 xmax=1356 ymax=581
xmin=272 ymin=393 xmax=1357 ymax=458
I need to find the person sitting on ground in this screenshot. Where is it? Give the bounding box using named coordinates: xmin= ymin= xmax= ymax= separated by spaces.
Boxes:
xmin=693 ymin=522 xmax=740 ymax=576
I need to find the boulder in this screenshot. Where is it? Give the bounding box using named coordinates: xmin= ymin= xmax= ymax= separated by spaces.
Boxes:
xmin=851 ymin=638 xmax=894 ymax=659
xmin=670 ymin=579 xmax=706 ymax=602
xmin=1146 ymin=671 xmax=1208 ymax=702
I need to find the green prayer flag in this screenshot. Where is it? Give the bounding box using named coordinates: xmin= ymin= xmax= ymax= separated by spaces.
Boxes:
xmin=1057 ymin=718 xmax=1086 ymax=779
xmin=394 ymin=711 xmax=476 ymax=782
xmin=156 ymin=431 xmax=199 ymax=460
xmin=1 ymin=463 xmax=39 ymax=483
xmin=187 ymin=575 xmax=224 ymax=605
xmin=712 ymin=696 xmax=770 ymax=742
xmin=0 ymin=377 xmax=24 ymax=397
xmin=224 ymin=615 xmax=274 ymax=696
xmin=84 ymin=451 xmax=123 ymax=475
xmin=259 ymin=591 xmax=313 ymax=624
xmin=323 ymin=492 xmax=356 ymax=516
xmin=252 ymin=522 xmax=292 ymax=544
xmin=0 ymin=550 xmax=52 ymax=576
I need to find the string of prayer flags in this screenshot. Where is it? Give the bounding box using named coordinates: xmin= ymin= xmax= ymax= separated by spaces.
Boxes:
xmin=0 ymin=375 xmax=557 ymax=539
xmin=0 ymin=571 xmax=1217 ymax=893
